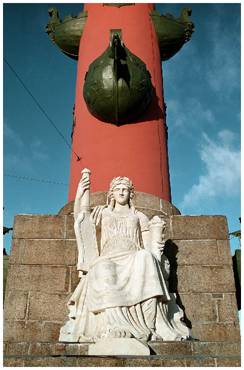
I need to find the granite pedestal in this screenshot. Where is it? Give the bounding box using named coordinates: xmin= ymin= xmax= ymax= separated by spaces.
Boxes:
xmin=3 ymin=192 xmax=240 ymax=366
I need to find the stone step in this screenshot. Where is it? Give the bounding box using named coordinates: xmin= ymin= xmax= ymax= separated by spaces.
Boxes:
xmin=4 ymin=340 xmax=241 ymax=357
xmin=3 ymin=354 xmax=241 ymax=367
xmin=4 ymin=341 xmax=241 ymax=367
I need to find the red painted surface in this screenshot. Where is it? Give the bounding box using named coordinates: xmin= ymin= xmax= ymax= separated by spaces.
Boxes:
xmin=68 ymin=4 xmax=171 ymax=202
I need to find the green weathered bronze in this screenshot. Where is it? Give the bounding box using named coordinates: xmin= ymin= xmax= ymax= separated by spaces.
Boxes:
xmin=45 ymin=7 xmax=87 ymax=60
xmin=46 ymin=7 xmax=194 ymax=62
xmin=151 ymin=8 xmax=194 ymax=61
xmin=83 ymin=32 xmax=153 ymax=125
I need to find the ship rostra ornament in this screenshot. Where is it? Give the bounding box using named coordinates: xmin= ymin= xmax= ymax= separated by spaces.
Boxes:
xmin=83 ymin=32 xmax=154 ymax=125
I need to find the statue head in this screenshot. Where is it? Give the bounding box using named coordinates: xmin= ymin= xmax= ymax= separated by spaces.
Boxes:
xmin=107 ymin=176 xmax=135 ymax=209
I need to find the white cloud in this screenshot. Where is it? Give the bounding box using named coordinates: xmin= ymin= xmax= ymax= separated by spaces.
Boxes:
xmin=167 ymin=98 xmax=215 ymax=135
xmin=4 ymin=134 xmax=49 ymax=175
xmin=4 ymin=124 xmax=24 ymax=148
xmin=180 ymin=130 xmax=240 ymax=211
xmin=206 ymin=17 xmax=240 ymax=95
xmin=30 ymin=139 xmax=49 ymax=161
xmin=4 ymin=153 xmax=33 ymax=173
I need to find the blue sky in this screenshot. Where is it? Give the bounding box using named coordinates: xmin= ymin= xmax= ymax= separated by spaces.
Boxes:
xmin=3 ymin=3 xmax=241 ymax=255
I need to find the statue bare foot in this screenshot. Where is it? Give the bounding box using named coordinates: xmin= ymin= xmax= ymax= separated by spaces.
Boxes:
xmin=150 ymin=331 xmax=162 ymax=341
xmin=103 ymin=327 xmax=132 ymax=338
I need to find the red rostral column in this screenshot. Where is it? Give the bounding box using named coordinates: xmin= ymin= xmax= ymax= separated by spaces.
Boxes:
xmin=69 ymin=4 xmax=171 ymax=201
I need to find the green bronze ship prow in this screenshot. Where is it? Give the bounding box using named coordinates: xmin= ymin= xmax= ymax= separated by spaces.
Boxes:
xmin=151 ymin=8 xmax=194 ymax=61
xmin=83 ymin=32 xmax=153 ymax=125
xmin=45 ymin=7 xmax=87 ymax=60
xmin=46 ymin=7 xmax=194 ymax=61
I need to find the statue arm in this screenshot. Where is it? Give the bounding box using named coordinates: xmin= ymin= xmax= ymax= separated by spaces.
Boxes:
xmin=74 ymin=169 xmax=91 ymax=221
xmin=149 ymin=216 xmax=166 ymax=260
xmin=141 ymin=229 xmax=151 ymax=251
xmin=137 ymin=211 xmax=151 ymax=250
xmin=74 ymin=191 xmax=82 ymax=221
xmin=142 ymin=229 xmax=165 ymax=258
xmin=73 ymin=169 xmax=99 ymax=275
xmin=139 ymin=212 xmax=166 ymax=259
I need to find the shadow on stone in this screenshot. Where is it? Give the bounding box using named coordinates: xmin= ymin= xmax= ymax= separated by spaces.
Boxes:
xmin=232 ymin=250 xmax=241 ymax=311
xmin=164 ymin=239 xmax=192 ymax=330
xmin=149 ymin=345 xmax=157 ymax=355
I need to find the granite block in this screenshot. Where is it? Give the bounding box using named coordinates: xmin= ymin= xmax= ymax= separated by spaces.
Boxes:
xmin=13 ymin=215 xmax=65 ymax=239
xmin=170 ymin=215 xmax=228 ymax=240
xmin=28 ymin=292 xmax=69 ymax=321
xmin=191 ymin=322 xmax=240 ymax=342
xmin=179 ymin=293 xmax=218 ymax=322
xmin=6 ymin=264 xmax=69 ymax=293
xmin=9 ymin=239 xmax=77 ymax=266
xmin=171 ymin=239 xmax=223 ymax=265
xmin=177 ymin=265 xmax=236 ymax=293
xmin=217 ymin=293 xmax=239 ymax=323
xmin=4 ymin=320 xmax=42 ymax=343
xmin=4 ymin=291 xmax=29 ymax=320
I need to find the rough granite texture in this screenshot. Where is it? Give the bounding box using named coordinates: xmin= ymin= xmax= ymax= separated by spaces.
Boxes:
xmin=3 ymin=193 xmax=240 ymax=366
xmin=4 ymin=341 xmax=241 ymax=367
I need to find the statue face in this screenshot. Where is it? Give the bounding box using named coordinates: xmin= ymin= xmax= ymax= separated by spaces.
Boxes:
xmin=112 ymin=184 xmax=130 ymax=205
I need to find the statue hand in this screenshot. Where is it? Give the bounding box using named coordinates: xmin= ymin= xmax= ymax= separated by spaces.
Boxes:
xmin=90 ymin=205 xmax=106 ymax=226
xmin=151 ymin=240 xmax=165 ymax=260
xmin=154 ymin=240 xmax=165 ymax=253
xmin=161 ymin=255 xmax=170 ymax=279
xmin=77 ymin=177 xmax=90 ymax=199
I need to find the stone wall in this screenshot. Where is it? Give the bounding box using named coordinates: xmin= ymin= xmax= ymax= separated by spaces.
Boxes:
xmin=4 ymin=193 xmax=240 ymax=353
xmin=4 ymin=213 xmax=78 ymax=344
xmin=164 ymin=216 xmax=240 ymax=342
xmin=4 ymin=341 xmax=241 ymax=366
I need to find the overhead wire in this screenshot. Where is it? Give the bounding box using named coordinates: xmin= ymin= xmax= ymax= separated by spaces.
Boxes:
xmin=4 ymin=173 xmax=68 ymax=186
xmin=4 ymin=57 xmax=81 ymax=161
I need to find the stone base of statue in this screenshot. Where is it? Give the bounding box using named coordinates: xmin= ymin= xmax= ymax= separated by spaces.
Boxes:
xmin=4 ymin=341 xmax=241 ymax=366
xmin=88 ymin=338 xmax=150 ymax=356
xmin=3 ymin=192 xmax=240 ymax=366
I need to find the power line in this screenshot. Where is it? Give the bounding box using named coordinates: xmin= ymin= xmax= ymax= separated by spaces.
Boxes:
xmin=4 ymin=173 xmax=68 ymax=186
xmin=4 ymin=57 xmax=81 ymax=161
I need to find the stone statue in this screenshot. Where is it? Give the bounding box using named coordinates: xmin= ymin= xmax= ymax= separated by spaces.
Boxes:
xmin=59 ymin=169 xmax=191 ymax=354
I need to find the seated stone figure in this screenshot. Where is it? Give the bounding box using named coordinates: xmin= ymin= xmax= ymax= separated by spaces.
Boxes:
xmin=59 ymin=170 xmax=190 ymax=345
